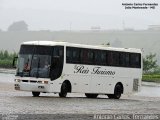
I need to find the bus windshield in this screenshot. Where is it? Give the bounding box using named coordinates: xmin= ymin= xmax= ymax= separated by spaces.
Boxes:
xmin=16 ymin=45 xmax=52 ymax=78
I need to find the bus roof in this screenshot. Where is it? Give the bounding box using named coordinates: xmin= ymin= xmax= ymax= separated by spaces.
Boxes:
xmin=22 ymin=41 xmax=142 ymax=53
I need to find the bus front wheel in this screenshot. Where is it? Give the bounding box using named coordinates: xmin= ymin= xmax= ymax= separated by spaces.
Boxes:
xmin=59 ymin=82 xmax=68 ymax=97
xmin=32 ymin=92 xmax=40 ymax=97
xmin=85 ymin=93 xmax=98 ymax=98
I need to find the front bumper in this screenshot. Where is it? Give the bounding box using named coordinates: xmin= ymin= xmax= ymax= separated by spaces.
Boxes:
xmin=14 ymin=77 xmax=50 ymax=92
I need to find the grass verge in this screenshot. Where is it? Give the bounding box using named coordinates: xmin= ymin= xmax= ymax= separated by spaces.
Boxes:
xmin=142 ymin=74 xmax=160 ymax=83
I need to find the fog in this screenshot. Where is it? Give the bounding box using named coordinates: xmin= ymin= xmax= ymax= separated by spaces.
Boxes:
xmin=0 ymin=0 xmax=160 ymax=30
xmin=0 ymin=0 xmax=160 ymax=64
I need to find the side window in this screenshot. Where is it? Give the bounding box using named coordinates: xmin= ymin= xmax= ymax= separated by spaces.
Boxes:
xmin=66 ymin=47 xmax=141 ymax=68
xmin=119 ymin=52 xmax=130 ymax=67
xmin=66 ymin=47 xmax=72 ymax=63
xmin=72 ymin=48 xmax=81 ymax=63
xmin=119 ymin=52 xmax=126 ymax=67
xmin=107 ymin=51 xmax=119 ymax=66
xmin=94 ymin=50 xmax=107 ymax=65
xmin=81 ymin=49 xmax=88 ymax=64
xmin=125 ymin=53 xmax=130 ymax=67
xmin=94 ymin=50 xmax=101 ymax=65
xmin=136 ymin=54 xmax=141 ymax=68
xmin=101 ymin=51 xmax=107 ymax=65
xmin=130 ymin=53 xmax=141 ymax=68
xmin=66 ymin=47 xmax=81 ymax=64
xmin=107 ymin=51 xmax=113 ymax=66
xmin=112 ymin=52 xmax=119 ymax=66
xmin=88 ymin=50 xmax=94 ymax=64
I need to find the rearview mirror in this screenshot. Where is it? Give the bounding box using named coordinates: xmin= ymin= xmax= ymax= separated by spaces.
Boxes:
xmin=12 ymin=56 xmax=18 ymax=68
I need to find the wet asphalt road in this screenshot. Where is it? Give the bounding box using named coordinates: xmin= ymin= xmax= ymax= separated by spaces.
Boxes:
xmin=0 ymin=83 xmax=160 ymax=120
xmin=0 ymin=71 xmax=160 ymax=120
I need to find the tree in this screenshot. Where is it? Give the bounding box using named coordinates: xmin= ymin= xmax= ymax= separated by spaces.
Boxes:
xmin=0 ymin=51 xmax=3 ymax=59
xmin=153 ymin=67 xmax=160 ymax=74
xmin=3 ymin=50 xmax=9 ymax=59
xmin=7 ymin=20 xmax=28 ymax=31
xmin=143 ymin=53 xmax=158 ymax=73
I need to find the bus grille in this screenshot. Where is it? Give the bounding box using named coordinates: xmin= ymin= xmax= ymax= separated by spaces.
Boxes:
xmin=133 ymin=79 xmax=139 ymax=91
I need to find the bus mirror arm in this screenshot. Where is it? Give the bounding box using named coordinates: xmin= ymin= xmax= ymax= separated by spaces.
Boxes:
xmin=13 ymin=56 xmax=18 ymax=68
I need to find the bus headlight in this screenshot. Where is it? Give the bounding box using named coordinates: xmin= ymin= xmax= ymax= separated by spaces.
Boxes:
xmin=42 ymin=81 xmax=48 ymax=84
xmin=15 ymin=79 xmax=21 ymax=82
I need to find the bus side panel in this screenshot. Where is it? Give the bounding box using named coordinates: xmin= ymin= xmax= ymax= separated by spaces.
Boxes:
xmin=65 ymin=74 xmax=90 ymax=93
xmin=121 ymin=68 xmax=142 ymax=94
xmin=61 ymin=64 xmax=142 ymax=95
xmin=90 ymin=76 xmax=114 ymax=94
xmin=50 ymin=79 xmax=63 ymax=93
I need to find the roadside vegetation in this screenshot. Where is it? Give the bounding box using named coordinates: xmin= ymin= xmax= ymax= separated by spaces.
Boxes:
xmin=142 ymin=74 xmax=160 ymax=83
xmin=0 ymin=50 xmax=17 ymax=68
xmin=143 ymin=53 xmax=160 ymax=83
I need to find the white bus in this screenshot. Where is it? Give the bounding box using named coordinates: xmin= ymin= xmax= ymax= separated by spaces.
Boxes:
xmin=13 ymin=41 xmax=142 ymax=99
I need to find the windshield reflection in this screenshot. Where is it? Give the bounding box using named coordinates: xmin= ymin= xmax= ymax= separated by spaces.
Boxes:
xmin=16 ymin=45 xmax=64 ymax=80
xmin=16 ymin=54 xmax=51 ymax=78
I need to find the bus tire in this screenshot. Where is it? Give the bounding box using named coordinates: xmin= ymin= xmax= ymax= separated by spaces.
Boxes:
xmin=85 ymin=93 xmax=98 ymax=98
xmin=59 ymin=82 xmax=68 ymax=97
xmin=113 ymin=84 xmax=123 ymax=99
xmin=32 ymin=92 xmax=40 ymax=97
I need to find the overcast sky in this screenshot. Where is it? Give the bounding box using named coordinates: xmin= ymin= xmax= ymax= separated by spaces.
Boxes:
xmin=0 ymin=0 xmax=160 ymax=30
